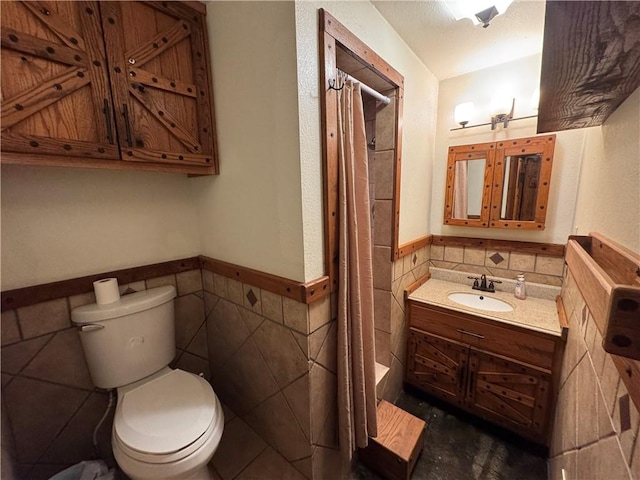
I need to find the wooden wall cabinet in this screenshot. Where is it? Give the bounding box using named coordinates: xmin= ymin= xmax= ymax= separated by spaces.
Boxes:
xmin=406 ymin=300 xmax=565 ymax=445
xmin=1 ymin=1 xmax=217 ymax=175
xmin=444 ymin=135 xmax=556 ymax=230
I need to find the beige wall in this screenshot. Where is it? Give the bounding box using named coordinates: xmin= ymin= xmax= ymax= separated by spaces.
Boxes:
xmin=194 ymin=1 xmax=306 ymax=282
xmin=431 ymin=54 xmax=588 ymax=245
xmin=572 ymin=87 xmax=640 ymax=253
xmin=1 ymin=166 xmax=200 ymax=290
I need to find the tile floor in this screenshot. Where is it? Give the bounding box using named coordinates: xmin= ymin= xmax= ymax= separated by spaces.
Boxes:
xmin=207 ymin=403 xmax=306 ymax=480
xmin=350 ymin=389 xmax=548 ymax=480
xmin=112 ymin=390 xmax=546 ymax=480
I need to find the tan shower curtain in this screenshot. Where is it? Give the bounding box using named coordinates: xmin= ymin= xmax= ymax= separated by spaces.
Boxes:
xmin=336 ymin=77 xmax=378 ymax=461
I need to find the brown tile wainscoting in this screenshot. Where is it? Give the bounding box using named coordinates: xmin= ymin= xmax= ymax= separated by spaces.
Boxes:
xmin=1 ymin=266 xmax=209 ymax=479
xmin=430 ymin=235 xmax=567 ymax=287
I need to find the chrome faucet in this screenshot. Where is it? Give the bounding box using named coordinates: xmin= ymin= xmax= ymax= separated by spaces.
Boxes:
xmin=467 ymin=274 xmax=502 ymax=293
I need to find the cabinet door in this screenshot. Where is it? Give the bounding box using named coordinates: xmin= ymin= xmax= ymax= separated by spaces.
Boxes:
xmin=466 ymin=348 xmax=551 ymax=441
xmin=406 ymin=328 xmax=468 ymax=406
xmin=443 ymin=142 xmax=496 ymax=228
xmin=100 ymin=1 xmax=217 ymax=171
xmin=1 ymin=1 xmax=119 ymax=160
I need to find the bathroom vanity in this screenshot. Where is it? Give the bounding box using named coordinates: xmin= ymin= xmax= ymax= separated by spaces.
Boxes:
xmin=405 ymin=275 xmax=567 ymax=446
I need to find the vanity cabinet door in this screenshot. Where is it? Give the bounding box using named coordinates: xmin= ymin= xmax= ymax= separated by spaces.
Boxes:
xmin=466 ymin=349 xmax=551 ymax=442
xmin=406 ymin=328 xmax=469 ymax=406
xmin=99 ymin=1 xmax=217 ymax=171
xmin=1 ymin=1 xmax=119 ymax=161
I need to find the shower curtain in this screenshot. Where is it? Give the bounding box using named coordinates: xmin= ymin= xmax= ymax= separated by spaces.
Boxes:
xmin=336 ymin=76 xmax=378 ymax=460
xmin=453 ymin=160 xmax=469 ymax=219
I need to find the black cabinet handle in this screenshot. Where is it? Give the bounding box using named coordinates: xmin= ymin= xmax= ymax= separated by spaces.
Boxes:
xmin=122 ymin=103 xmax=133 ymax=147
xmin=456 ymin=328 xmax=485 ymax=339
xmin=102 ymin=99 xmax=113 ymax=144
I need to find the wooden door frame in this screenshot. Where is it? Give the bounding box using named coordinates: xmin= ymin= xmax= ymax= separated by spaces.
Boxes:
xmin=319 ymin=8 xmax=405 ymax=289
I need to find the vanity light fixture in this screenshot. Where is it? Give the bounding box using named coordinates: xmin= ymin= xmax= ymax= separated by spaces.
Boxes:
xmin=490 ymin=95 xmax=515 ymax=130
xmin=454 ymin=102 xmax=475 ymax=127
xmin=451 ymin=94 xmax=538 ymax=131
xmin=444 ymin=0 xmax=515 ymax=28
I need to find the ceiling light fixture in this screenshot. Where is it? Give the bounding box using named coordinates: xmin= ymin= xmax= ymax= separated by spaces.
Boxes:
xmin=444 ymin=0 xmax=515 ymax=28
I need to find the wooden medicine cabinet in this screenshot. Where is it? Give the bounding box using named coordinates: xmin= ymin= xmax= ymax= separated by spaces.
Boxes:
xmin=444 ymin=135 xmax=556 ymax=230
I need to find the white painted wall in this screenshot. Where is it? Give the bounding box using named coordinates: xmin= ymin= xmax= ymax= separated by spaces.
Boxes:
xmin=294 ymin=1 xmax=438 ymax=280
xmin=572 ymin=87 xmax=640 ymax=253
xmin=193 ymin=1 xmax=306 ymax=281
xmin=431 ymin=54 xmax=587 ymax=245
xmin=1 ymin=166 xmax=200 ymax=290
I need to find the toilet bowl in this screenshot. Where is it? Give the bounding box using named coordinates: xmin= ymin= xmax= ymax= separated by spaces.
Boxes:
xmin=111 ymin=368 xmax=224 ymax=480
xmin=71 ymin=286 xmax=224 ymax=480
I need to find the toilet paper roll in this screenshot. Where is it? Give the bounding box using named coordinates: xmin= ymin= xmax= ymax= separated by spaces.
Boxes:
xmin=93 ymin=278 xmax=120 ymax=305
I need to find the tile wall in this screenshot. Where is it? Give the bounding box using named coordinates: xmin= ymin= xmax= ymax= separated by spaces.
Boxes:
xmin=376 ymin=245 xmax=430 ymax=402
xmin=1 ymin=270 xmax=208 ymax=479
xmin=549 ymin=269 xmax=640 ymax=479
xmin=202 ymin=270 xmax=329 ymax=479
xmin=430 ymin=244 xmax=566 ymax=286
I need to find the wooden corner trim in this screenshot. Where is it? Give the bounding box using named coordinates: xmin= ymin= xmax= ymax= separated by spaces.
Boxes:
xmin=404 ymin=273 xmax=431 ymax=301
xmin=431 ymin=235 xmax=565 ymax=257
xmin=1 ymin=257 xmax=201 ymax=312
xmin=555 ymin=295 xmax=569 ymax=341
xmin=397 ymin=235 xmax=432 ymax=259
xmin=198 ymin=256 xmax=330 ymax=304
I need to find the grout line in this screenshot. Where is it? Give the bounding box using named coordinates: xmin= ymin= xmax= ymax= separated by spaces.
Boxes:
xmin=229 ymin=444 xmax=269 ymax=480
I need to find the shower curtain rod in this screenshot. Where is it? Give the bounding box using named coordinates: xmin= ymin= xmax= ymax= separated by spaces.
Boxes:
xmin=338 ymin=70 xmax=391 ymax=105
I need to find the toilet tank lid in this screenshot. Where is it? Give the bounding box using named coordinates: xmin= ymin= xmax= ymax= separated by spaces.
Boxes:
xmin=71 ymin=285 xmax=176 ymax=324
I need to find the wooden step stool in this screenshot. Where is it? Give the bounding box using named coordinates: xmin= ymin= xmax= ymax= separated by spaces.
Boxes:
xmin=358 ymin=400 xmax=426 ymax=480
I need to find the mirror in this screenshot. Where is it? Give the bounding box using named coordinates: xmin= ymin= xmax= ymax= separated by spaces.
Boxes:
xmin=444 ymin=141 xmax=495 ymax=228
xmin=499 ymin=154 xmax=542 ymax=221
xmin=444 ymin=135 xmax=556 ymax=230
xmin=452 ymin=158 xmax=486 ymax=220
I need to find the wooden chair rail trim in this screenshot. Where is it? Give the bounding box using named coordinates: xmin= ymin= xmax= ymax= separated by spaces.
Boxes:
xmin=1 ymin=257 xmax=201 ymax=312
xmin=1 ymin=255 xmax=332 ymax=312
xmin=432 ymin=235 xmax=565 ymax=257
xmin=199 ymin=256 xmax=330 ymax=304
xmin=397 ymin=235 xmax=432 ymax=259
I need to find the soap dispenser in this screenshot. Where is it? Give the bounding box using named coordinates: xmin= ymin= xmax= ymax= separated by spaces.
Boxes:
xmin=514 ymin=274 xmax=526 ymax=300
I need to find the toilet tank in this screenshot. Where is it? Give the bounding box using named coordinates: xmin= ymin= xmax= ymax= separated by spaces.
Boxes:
xmin=71 ymin=285 xmax=177 ymax=389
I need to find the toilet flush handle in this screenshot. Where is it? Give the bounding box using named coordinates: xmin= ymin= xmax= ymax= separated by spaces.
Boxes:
xmin=77 ymin=323 xmax=104 ymax=332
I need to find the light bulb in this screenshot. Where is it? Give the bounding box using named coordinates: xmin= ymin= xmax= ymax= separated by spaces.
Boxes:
xmin=454 ymin=102 xmax=475 ymax=127
xmin=490 ymin=93 xmax=513 ymax=116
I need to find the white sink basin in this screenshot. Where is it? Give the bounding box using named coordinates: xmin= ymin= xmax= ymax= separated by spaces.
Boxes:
xmin=448 ymin=292 xmax=513 ymax=312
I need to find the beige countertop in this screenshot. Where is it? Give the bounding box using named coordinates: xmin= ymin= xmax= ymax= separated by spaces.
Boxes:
xmin=408 ymin=277 xmax=563 ymax=337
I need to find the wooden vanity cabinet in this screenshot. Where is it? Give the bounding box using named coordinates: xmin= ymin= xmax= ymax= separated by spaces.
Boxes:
xmin=1 ymin=1 xmax=217 ymax=175
xmin=406 ymin=301 xmax=564 ymax=446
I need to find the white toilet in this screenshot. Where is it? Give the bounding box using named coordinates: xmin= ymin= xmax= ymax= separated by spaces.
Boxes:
xmin=71 ymin=285 xmax=223 ymax=480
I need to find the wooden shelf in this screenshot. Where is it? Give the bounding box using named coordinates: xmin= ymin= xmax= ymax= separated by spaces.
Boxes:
xmin=537 ymin=1 xmax=640 ymax=133
xmin=565 ymin=233 xmax=640 ymax=411
xmin=565 ymin=233 xmax=640 ymax=360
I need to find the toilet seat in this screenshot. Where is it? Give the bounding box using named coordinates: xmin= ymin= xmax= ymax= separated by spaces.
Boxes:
xmin=114 ymin=369 xmax=219 ymax=462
